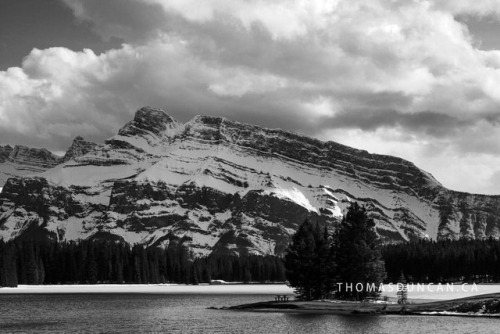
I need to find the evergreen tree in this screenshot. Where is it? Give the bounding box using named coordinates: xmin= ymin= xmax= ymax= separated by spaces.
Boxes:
xmin=334 ymin=202 xmax=386 ymax=300
xmin=284 ymin=220 xmax=335 ymax=300
xmin=25 ymin=244 xmax=41 ymax=284
xmin=397 ymin=272 xmax=408 ymax=304
xmin=0 ymin=241 xmax=18 ymax=287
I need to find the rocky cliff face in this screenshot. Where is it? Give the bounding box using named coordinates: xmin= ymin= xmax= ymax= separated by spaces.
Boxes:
xmin=0 ymin=145 xmax=63 ymax=186
xmin=1 ymin=107 xmax=500 ymax=255
xmin=8 ymin=146 xmax=61 ymax=169
xmin=0 ymin=145 xmax=14 ymax=163
xmin=63 ymin=136 xmax=100 ymax=162
xmin=0 ymin=136 xmax=99 ymax=186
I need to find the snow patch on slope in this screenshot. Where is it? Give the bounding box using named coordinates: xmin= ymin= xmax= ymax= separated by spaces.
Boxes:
xmin=264 ymin=187 xmax=318 ymax=213
xmin=44 ymin=163 xmax=147 ymax=187
xmin=0 ymin=208 xmax=41 ymax=241
xmin=0 ymin=161 xmax=44 ymax=186
xmin=110 ymin=134 xmax=181 ymax=156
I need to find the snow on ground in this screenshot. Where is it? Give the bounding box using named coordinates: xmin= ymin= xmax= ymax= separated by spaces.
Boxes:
xmin=112 ymin=227 xmax=151 ymax=245
xmin=381 ymin=284 xmax=500 ymax=301
xmin=1 ymin=283 xmax=498 ymax=300
xmin=43 ymin=163 xmax=146 ymax=188
xmin=48 ymin=135 xmax=435 ymax=243
xmin=0 ymin=284 xmax=295 ymax=295
xmin=246 ymin=233 xmax=276 ymax=255
xmin=110 ymin=134 xmax=179 ymax=156
xmin=0 ymin=208 xmax=40 ymax=241
xmin=419 ymin=311 xmax=500 ymax=317
xmin=0 ymin=162 xmax=44 ymax=184
xmin=73 ymin=189 xmax=111 ymax=206
xmin=264 ymin=187 xmax=318 ymax=213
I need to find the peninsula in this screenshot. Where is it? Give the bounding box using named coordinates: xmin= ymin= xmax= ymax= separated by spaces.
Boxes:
xmin=226 ymin=293 xmax=500 ymax=317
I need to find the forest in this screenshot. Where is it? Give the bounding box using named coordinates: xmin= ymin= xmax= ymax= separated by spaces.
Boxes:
xmin=0 ymin=238 xmax=285 ymax=287
xmin=383 ymin=237 xmax=500 ymax=283
xmin=2 ymin=235 xmax=500 ymax=288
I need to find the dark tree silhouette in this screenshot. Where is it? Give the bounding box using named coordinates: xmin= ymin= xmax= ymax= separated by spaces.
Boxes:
xmin=284 ymin=220 xmax=335 ymax=300
xmin=334 ymin=202 xmax=386 ymax=300
xmin=397 ymin=272 xmax=408 ymax=304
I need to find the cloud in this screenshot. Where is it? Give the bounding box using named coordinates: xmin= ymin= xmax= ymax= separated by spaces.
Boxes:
xmin=61 ymin=0 xmax=167 ymax=42
xmin=1 ymin=0 xmax=500 ymax=193
xmin=432 ymin=1 xmax=500 ymax=17
xmin=324 ymin=109 xmax=464 ymax=135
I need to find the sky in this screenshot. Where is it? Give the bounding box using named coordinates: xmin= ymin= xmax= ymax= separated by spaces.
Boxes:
xmin=1 ymin=0 xmax=500 ymax=195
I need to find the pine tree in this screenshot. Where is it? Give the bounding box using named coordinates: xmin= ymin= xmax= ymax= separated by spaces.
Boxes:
xmin=25 ymin=244 xmax=40 ymax=284
xmin=334 ymin=202 xmax=386 ymax=300
xmin=284 ymin=220 xmax=335 ymax=300
xmin=0 ymin=241 xmax=18 ymax=287
xmin=397 ymin=272 xmax=408 ymax=304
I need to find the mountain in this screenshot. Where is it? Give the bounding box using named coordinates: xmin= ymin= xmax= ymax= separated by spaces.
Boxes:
xmin=1 ymin=106 xmax=500 ymax=256
xmin=62 ymin=136 xmax=100 ymax=162
xmin=0 ymin=144 xmax=62 ymax=187
xmin=0 ymin=136 xmax=101 ymax=188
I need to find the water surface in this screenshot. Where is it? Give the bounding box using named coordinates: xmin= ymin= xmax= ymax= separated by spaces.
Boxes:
xmin=0 ymin=293 xmax=498 ymax=333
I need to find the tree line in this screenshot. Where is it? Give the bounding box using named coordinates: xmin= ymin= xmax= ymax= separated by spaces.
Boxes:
xmin=0 ymin=239 xmax=285 ymax=288
xmin=383 ymin=237 xmax=500 ymax=283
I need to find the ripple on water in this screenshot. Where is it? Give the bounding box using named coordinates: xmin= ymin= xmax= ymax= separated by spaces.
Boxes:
xmin=0 ymin=294 xmax=498 ymax=333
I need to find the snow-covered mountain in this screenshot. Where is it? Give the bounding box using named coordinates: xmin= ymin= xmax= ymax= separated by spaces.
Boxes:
xmin=0 ymin=144 xmax=62 ymax=186
xmin=1 ymin=107 xmax=500 ymax=256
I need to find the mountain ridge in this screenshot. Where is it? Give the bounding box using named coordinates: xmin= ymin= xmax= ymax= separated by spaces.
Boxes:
xmin=1 ymin=106 xmax=499 ymax=255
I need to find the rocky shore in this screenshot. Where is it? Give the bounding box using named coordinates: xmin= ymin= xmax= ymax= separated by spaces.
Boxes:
xmin=223 ymin=293 xmax=500 ymax=317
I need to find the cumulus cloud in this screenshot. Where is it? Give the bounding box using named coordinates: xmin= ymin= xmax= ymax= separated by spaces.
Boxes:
xmin=432 ymin=1 xmax=500 ymax=17
xmin=1 ymin=0 xmax=500 ymax=193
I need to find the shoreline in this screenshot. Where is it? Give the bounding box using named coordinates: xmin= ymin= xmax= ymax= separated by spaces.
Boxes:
xmin=1 ymin=283 xmax=498 ymax=298
xmin=225 ymin=292 xmax=500 ymax=318
xmin=0 ymin=283 xmax=294 ymax=295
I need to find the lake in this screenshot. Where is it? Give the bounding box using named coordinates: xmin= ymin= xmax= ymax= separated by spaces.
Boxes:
xmin=0 ymin=286 xmax=499 ymax=333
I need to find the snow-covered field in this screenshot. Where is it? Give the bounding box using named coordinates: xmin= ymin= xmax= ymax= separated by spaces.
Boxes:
xmin=0 ymin=283 xmax=294 ymax=295
xmin=1 ymin=283 xmax=498 ymax=300
xmin=381 ymin=283 xmax=500 ymax=300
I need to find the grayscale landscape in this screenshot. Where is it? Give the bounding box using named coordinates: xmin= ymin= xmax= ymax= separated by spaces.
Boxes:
xmin=2 ymin=0 xmax=500 ymax=333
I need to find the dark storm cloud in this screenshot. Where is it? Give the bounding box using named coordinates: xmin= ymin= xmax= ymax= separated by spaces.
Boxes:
xmin=3 ymin=0 xmax=500 ymax=193
xmin=0 ymin=0 xmax=121 ymax=70
xmin=61 ymin=0 xmax=168 ymax=42
xmin=326 ymin=110 xmax=463 ymax=136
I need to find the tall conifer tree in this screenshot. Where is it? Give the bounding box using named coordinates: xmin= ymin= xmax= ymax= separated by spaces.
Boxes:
xmin=334 ymin=202 xmax=386 ymax=300
xmin=284 ymin=220 xmax=335 ymax=300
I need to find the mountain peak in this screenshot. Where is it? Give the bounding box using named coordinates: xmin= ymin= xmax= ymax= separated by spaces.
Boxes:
xmin=134 ymin=106 xmax=175 ymax=121
xmin=63 ymin=136 xmax=99 ymax=162
xmin=118 ymin=107 xmax=180 ymax=137
xmin=105 ymin=106 xmax=183 ymax=152
xmin=74 ymin=136 xmax=85 ymax=141
xmin=7 ymin=145 xmax=61 ymax=169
